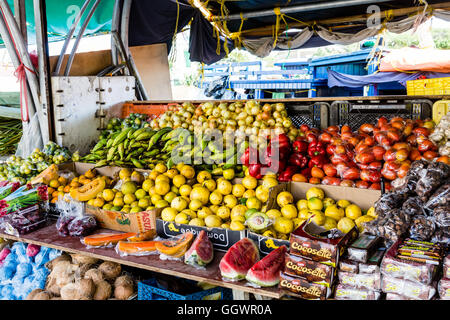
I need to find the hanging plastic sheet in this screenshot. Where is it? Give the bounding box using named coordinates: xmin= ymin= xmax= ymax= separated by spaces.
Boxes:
xmin=327 ymin=69 xmax=450 ymax=88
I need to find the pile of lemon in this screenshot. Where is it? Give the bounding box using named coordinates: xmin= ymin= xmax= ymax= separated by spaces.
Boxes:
xmin=146 ymin=164 xmax=279 ymax=231
xmin=264 ymin=187 xmax=377 ymax=238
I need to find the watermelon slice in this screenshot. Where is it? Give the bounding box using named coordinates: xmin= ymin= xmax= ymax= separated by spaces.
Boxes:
xmin=245 ymin=245 xmax=287 ymax=287
xmin=219 ymin=238 xmax=259 ymax=281
xmin=184 ymin=230 xmax=214 ymax=267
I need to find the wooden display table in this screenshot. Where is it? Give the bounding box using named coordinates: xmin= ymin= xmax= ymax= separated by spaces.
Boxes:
xmin=0 ymin=224 xmax=283 ymax=299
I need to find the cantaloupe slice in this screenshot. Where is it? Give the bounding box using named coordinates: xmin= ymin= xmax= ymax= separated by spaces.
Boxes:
xmin=70 ymin=178 xmax=106 ymax=202
xmin=155 ymin=232 xmax=194 ymax=256
xmin=116 ymin=241 xmax=158 ymax=254
xmin=83 ymin=232 xmax=137 ymax=247
xmin=31 ymin=164 xmax=59 ymax=185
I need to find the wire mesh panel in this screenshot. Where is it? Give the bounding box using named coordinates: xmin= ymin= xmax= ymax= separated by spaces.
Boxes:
xmin=330 ymin=99 xmax=433 ymax=131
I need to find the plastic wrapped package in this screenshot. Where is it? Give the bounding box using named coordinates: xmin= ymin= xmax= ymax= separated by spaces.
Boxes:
xmin=427 ymin=161 xmax=450 ymax=178
xmin=408 ymin=215 xmax=436 ymax=242
xmin=431 ymin=227 xmax=450 ymax=248
xmin=381 ymin=253 xmax=437 ymax=285
xmin=55 ymin=198 xmax=97 ymax=237
xmin=363 ymin=209 xmax=411 ymax=243
xmin=382 ymin=275 xmax=436 ymax=300
xmin=26 ymin=244 xmax=40 ymax=258
xmin=359 ymin=264 xmax=380 ymax=274
xmin=34 ymin=246 xmax=51 ymax=267
xmin=1 ymin=204 xmax=47 ymax=236
xmin=408 ymin=160 xmax=429 ymax=177
xmin=48 ymin=248 xmax=62 ymax=261
xmin=374 ymin=191 xmax=407 ymax=214
xmin=0 ymin=247 xmax=10 ymax=262
xmin=415 ymin=169 xmax=447 ymax=201
xmin=15 ymin=263 xmax=32 ymax=279
xmin=392 ymin=175 xmax=419 ymax=195
xmin=385 ymin=293 xmax=417 ymax=300
xmin=11 ymin=242 xmax=31 ymax=264
xmin=444 ymin=255 xmax=450 ymax=279
xmin=334 ymin=284 xmax=381 ymax=300
xmin=439 ymin=278 xmax=450 ymax=300
xmin=339 ymin=259 xmax=359 ymax=273
xmin=425 ymin=184 xmax=450 ymax=211
xmin=3 ymin=252 xmax=17 ymax=265
xmin=402 ymin=197 xmax=425 ymax=217
xmin=81 ymin=232 xmax=138 ymax=249
xmin=115 ymin=240 xmax=159 ymax=257
xmin=338 ymin=271 xmax=381 ymax=291
xmin=0 ymin=265 xmax=15 ymax=283
xmin=1 ymin=284 xmax=15 ymax=300
xmin=432 ymin=207 xmax=450 ymax=228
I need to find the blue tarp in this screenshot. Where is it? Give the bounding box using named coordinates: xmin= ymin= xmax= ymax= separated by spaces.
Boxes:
xmin=327 ymin=70 xmax=450 ymax=88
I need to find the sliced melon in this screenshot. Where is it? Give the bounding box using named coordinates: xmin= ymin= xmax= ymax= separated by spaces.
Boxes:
xmin=155 ymin=232 xmax=194 ymax=256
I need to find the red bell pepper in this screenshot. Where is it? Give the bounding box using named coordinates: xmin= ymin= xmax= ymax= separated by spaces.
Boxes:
xmin=248 ymin=163 xmax=263 ymax=179
xmin=288 ymin=153 xmax=308 ymax=168
xmin=292 ymin=139 xmax=308 ymax=154
xmin=308 ymin=155 xmax=327 ymax=169
xmin=278 ymin=166 xmax=298 ymax=182
xmin=307 ymin=141 xmax=326 ymax=157
xmin=301 ymin=167 xmax=312 ymax=179
xmin=240 ymin=147 xmax=258 ymax=166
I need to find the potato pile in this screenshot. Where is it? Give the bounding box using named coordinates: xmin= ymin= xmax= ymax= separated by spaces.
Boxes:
xmin=26 ymin=253 xmax=135 ymax=300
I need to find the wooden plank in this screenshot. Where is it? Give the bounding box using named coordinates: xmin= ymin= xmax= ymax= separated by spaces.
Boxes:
xmin=0 ymin=224 xmax=282 ymax=299
xmin=49 ymin=50 xmax=113 ymax=77
xmin=126 ymin=95 xmax=448 ymax=104
xmin=129 ymin=44 xmax=173 ymax=100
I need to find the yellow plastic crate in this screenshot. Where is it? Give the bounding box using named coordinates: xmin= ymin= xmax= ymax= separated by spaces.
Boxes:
xmin=433 ymin=100 xmax=450 ymax=124
xmin=407 ymin=77 xmax=450 ymax=95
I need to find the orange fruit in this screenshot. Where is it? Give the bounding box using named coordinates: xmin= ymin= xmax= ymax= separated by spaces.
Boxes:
xmin=311 ymin=167 xmax=325 ymax=179
xmin=309 ymin=177 xmax=321 ymax=184
xmin=292 ymin=174 xmax=307 ymax=182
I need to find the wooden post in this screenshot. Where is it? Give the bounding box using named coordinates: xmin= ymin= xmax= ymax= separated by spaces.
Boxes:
xmin=33 ymin=0 xmax=54 ymax=142
xmin=13 ymin=0 xmax=26 ymax=45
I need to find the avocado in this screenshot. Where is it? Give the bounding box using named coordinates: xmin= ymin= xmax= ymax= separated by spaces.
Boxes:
xmin=245 ymin=208 xmax=259 ymax=220
xmin=247 ymin=212 xmax=270 ymax=232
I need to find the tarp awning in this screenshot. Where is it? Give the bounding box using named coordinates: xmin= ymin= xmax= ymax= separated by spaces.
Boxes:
xmin=380 ymin=47 xmax=450 ymax=73
xmin=327 ymin=69 xmax=450 ymax=87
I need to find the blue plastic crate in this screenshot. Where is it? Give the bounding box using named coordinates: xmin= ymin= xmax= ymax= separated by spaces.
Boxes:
xmin=138 ymin=278 xmax=233 ymax=300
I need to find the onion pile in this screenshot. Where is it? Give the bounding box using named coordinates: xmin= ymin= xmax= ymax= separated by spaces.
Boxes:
xmin=429 ymin=112 xmax=450 ymax=156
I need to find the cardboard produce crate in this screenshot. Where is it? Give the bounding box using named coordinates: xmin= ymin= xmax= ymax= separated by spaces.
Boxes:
xmin=249 ymin=182 xmax=381 ymax=256
xmin=57 ymin=162 xmax=157 ymax=234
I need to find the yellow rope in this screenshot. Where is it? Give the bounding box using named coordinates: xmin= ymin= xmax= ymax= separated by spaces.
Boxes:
xmin=273 ymin=7 xmax=282 ymax=48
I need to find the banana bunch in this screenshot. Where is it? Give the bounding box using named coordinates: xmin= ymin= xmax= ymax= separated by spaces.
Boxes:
xmin=82 ymin=127 xmax=174 ymax=169
xmin=82 ymin=125 xmax=246 ymax=175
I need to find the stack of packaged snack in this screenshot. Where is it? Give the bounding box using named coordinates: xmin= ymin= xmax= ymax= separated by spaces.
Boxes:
xmin=334 ymin=234 xmax=385 ymax=300
xmin=278 ymin=221 xmax=358 ymax=300
xmin=439 ymin=255 xmax=450 ymax=300
xmin=381 ymin=238 xmax=445 ymax=300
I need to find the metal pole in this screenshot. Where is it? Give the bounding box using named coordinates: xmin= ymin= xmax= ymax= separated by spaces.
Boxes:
xmin=111 ymin=0 xmax=122 ymax=66
xmin=0 ymin=0 xmax=49 ymax=142
xmin=63 ymin=0 xmax=101 ymax=76
xmin=13 ymin=0 xmax=26 ymax=45
xmin=212 ymin=0 xmax=392 ymax=21
xmin=111 ymin=31 xmax=148 ymax=100
xmin=0 ymin=13 xmax=43 ymax=155
xmin=53 ymin=0 xmax=91 ymax=76
xmin=34 ymin=0 xmax=55 ymax=143
xmin=120 ymin=0 xmax=131 ymax=57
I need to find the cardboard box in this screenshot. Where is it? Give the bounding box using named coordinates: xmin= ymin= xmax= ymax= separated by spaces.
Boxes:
xmin=289 ymin=221 xmax=359 ymax=268
xmin=252 ymin=182 xmax=379 ymax=256
xmin=57 ymin=162 xmax=157 ymax=234
xmin=85 ymin=205 xmax=158 ymax=234
xmin=279 ymin=272 xmax=333 ymax=300
xmin=283 ymin=254 xmax=336 ymax=287
xmin=156 ymin=219 xmax=245 ymax=252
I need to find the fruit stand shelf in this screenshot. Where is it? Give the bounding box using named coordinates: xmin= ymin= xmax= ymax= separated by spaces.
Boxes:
xmin=0 ymin=224 xmax=283 ymax=299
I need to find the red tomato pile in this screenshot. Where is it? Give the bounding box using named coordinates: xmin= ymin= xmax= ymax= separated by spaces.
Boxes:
xmin=243 ymin=117 xmax=445 ymax=190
